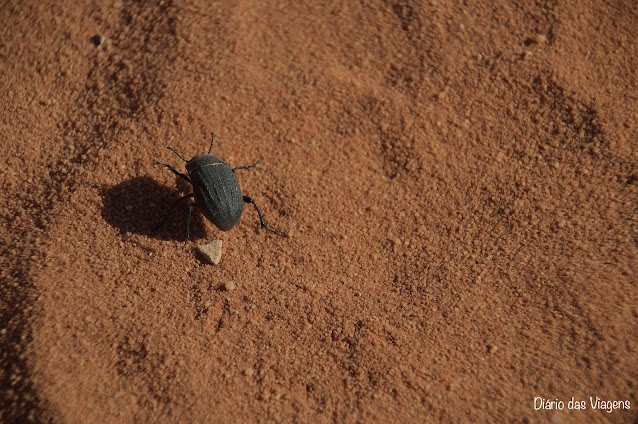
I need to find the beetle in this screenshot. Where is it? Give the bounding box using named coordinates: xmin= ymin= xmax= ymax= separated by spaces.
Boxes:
xmin=156 ymin=132 xmax=281 ymax=247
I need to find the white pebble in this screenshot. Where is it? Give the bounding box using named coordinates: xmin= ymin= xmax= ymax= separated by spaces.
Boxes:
xmin=197 ymin=240 xmax=223 ymax=265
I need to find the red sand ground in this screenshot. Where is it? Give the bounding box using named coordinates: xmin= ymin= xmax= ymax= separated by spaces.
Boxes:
xmin=1 ymin=1 xmax=637 ymax=423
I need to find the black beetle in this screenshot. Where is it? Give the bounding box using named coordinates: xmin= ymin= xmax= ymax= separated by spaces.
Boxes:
xmin=156 ymin=132 xmax=281 ymax=247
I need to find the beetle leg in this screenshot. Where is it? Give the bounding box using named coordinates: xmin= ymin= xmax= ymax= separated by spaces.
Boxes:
xmin=157 ymin=162 xmax=192 ymax=184
xmin=183 ymin=203 xmax=196 ymax=249
xmin=243 ymin=196 xmax=283 ymax=236
xmin=232 ymin=160 xmax=260 ymax=172
xmin=152 ymin=193 xmax=194 ymax=233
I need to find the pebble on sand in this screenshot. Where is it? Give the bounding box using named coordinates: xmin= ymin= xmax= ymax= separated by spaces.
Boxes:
xmin=531 ymin=34 xmax=547 ymax=44
xmin=197 ymin=240 xmax=223 ymax=265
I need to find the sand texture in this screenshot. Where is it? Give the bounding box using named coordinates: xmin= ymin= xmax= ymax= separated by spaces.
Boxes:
xmin=1 ymin=1 xmax=637 ymax=423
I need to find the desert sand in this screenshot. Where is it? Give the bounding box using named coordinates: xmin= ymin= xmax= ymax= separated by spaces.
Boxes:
xmin=1 ymin=1 xmax=637 ymax=423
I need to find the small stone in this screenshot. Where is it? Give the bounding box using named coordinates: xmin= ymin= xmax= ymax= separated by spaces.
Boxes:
xmin=532 ymin=34 xmax=547 ymax=44
xmin=244 ymin=367 xmax=254 ymax=376
xmin=488 ymin=344 xmax=498 ymax=354
xmin=197 ymin=240 xmax=223 ymax=265
xmin=125 ymin=204 xmax=133 ymax=212
xmin=224 ymin=281 xmax=235 ymax=291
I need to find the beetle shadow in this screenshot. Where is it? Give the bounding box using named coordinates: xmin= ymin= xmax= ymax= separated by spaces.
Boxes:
xmin=100 ymin=176 xmax=206 ymax=242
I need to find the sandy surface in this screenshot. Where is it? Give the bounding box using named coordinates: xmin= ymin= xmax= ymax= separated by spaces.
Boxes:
xmin=1 ymin=1 xmax=637 ymax=423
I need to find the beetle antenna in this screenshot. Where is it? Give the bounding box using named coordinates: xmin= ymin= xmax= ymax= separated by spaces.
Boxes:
xmin=208 ymin=132 xmax=215 ymax=154
xmin=166 ymin=146 xmax=188 ymax=163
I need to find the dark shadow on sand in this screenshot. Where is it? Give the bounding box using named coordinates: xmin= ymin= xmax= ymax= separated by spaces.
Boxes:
xmin=100 ymin=176 xmax=206 ymax=243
